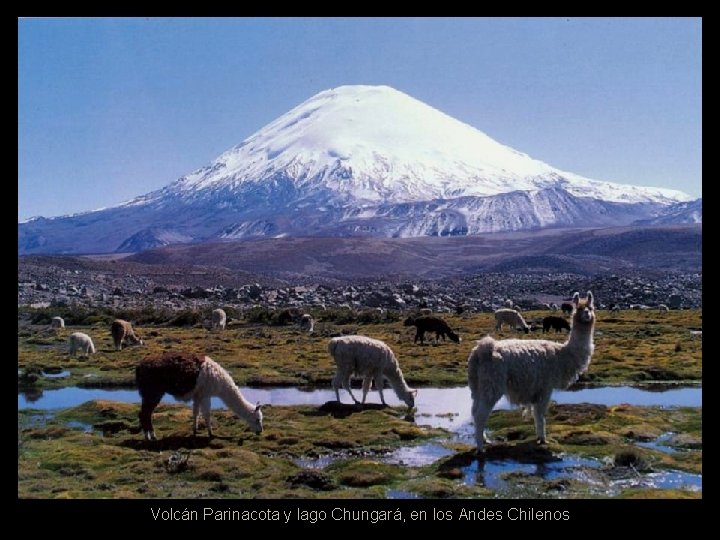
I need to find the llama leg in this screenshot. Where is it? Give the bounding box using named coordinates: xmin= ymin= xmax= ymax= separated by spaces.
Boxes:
xmin=343 ymin=374 xmax=359 ymax=403
xmin=361 ymin=376 xmax=372 ymax=404
xmin=201 ymin=396 xmax=213 ymax=437
xmin=332 ymin=372 xmax=343 ymax=403
xmin=139 ymin=392 xmax=163 ymax=441
xmin=533 ymin=394 xmax=551 ymax=444
xmin=192 ymin=399 xmax=201 ymax=436
xmin=376 ymin=373 xmax=387 ymax=406
xmin=471 ymin=398 xmax=494 ymax=451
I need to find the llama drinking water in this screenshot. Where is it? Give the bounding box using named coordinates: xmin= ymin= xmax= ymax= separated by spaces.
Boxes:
xmin=328 ymin=335 xmax=417 ymax=408
xmin=468 ymin=291 xmax=596 ymax=452
xmin=135 ymin=352 xmax=263 ymax=440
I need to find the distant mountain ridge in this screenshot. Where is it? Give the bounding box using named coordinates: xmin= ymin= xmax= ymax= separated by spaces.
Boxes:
xmin=634 ymin=198 xmax=702 ymax=225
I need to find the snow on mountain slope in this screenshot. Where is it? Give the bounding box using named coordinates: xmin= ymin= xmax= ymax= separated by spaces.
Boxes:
xmin=19 ymin=85 xmax=693 ymax=255
xmin=133 ymin=85 xmax=689 ymax=207
xmin=634 ymin=198 xmax=702 ymax=225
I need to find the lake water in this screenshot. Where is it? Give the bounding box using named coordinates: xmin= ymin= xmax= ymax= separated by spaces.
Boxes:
xmin=19 ymin=385 xmax=702 ymax=432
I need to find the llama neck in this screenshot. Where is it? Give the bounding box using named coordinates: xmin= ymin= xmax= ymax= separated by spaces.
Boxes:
xmin=384 ymin=367 xmax=413 ymax=402
xmin=559 ymin=323 xmax=595 ymax=386
xmin=217 ymin=381 xmax=256 ymax=422
xmin=566 ymin=323 xmax=594 ymax=354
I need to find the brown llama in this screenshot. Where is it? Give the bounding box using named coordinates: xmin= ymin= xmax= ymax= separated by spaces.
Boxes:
xmin=135 ymin=352 xmax=263 ymax=440
xmin=111 ymin=319 xmax=144 ymax=351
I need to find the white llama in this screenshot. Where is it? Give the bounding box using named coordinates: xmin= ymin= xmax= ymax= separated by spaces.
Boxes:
xmin=328 ymin=335 xmax=417 ymax=408
xmin=468 ymin=291 xmax=596 ymax=451
xmin=211 ymin=308 xmax=227 ymax=330
xmin=68 ymin=332 xmax=96 ymax=356
xmin=494 ymin=308 xmax=530 ymax=333
xmin=136 ymin=352 xmax=263 ymax=440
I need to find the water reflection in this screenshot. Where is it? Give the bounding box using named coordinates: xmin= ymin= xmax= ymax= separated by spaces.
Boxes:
xmin=18 ymin=385 xmax=702 ymax=414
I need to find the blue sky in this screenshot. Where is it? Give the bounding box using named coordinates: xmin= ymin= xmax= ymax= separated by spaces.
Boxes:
xmin=18 ymin=17 xmax=702 ymax=220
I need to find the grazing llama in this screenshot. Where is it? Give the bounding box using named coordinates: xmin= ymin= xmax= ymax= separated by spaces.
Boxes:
xmin=494 ymin=308 xmax=530 ymax=334
xmin=68 ymin=332 xmax=96 ymax=356
xmin=135 ymin=352 xmax=263 ymax=440
xmin=404 ymin=315 xmax=461 ymax=344
xmin=542 ymin=316 xmax=571 ymax=333
xmin=328 ymin=335 xmax=417 ymax=408
xmin=468 ymin=291 xmax=596 ymax=452
xmin=111 ymin=319 xmax=144 ymax=351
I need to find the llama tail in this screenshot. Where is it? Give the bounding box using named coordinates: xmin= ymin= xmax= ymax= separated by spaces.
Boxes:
xmin=467 ymin=336 xmax=495 ymax=398
xmin=328 ymin=338 xmax=340 ymax=358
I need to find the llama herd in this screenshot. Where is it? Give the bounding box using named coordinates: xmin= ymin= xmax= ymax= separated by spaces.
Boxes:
xmin=41 ymin=293 xmax=596 ymax=451
xmin=62 ymin=318 xmax=144 ymax=357
xmin=127 ymin=291 xmax=596 ymax=451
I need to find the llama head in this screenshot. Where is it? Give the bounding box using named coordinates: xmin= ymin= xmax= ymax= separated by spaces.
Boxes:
xmin=405 ymin=389 xmax=418 ymax=409
xmin=126 ymin=332 xmax=144 ymax=346
xmin=572 ymin=291 xmax=595 ymax=326
xmin=250 ymin=402 xmax=264 ymax=434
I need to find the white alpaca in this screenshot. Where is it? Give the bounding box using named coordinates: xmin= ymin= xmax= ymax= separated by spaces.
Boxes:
xmin=211 ymin=308 xmax=227 ymax=330
xmin=494 ymin=308 xmax=530 ymax=334
xmin=51 ymin=316 xmax=65 ymax=329
xmin=328 ymin=335 xmax=417 ymax=408
xmin=136 ymin=352 xmax=263 ymax=441
xmin=68 ymin=332 xmax=95 ymax=356
xmin=469 ymin=292 xmax=596 ymax=451
xmin=299 ymin=313 xmax=314 ymax=333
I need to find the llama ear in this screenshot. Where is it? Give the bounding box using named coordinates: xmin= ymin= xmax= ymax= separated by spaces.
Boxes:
xmin=411 ymin=389 xmax=418 ymax=397
xmin=572 ymin=292 xmax=580 ymax=306
xmin=586 ymin=291 xmax=594 ymax=308
xmin=255 ymin=401 xmax=263 ymax=411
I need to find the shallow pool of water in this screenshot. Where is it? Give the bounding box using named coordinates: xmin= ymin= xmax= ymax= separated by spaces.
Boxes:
xmin=41 ymin=370 xmax=71 ymax=379
xmin=611 ymin=470 xmax=702 ymax=492
xmin=386 ymin=489 xmax=421 ymax=499
xmin=383 ymin=443 xmax=455 ymax=467
xmin=461 ymin=455 xmax=601 ymax=491
xmin=636 ymin=432 xmax=678 ymax=455
xmin=18 ymin=385 xmax=702 ymax=416
xmin=65 ymin=420 xmax=94 ymax=433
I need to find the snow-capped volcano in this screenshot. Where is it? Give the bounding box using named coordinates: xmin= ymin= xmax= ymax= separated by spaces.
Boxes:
xmin=143 ymin=85 xmax=687 ymax=206
xmin=19 ymin=85 xmax=692 ymax=255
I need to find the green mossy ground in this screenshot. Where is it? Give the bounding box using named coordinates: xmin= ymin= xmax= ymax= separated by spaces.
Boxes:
xmin=18 ymin=400 xmax=700 ymax=499
xmin=18 ymin=309 xmax=702 ymax=390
